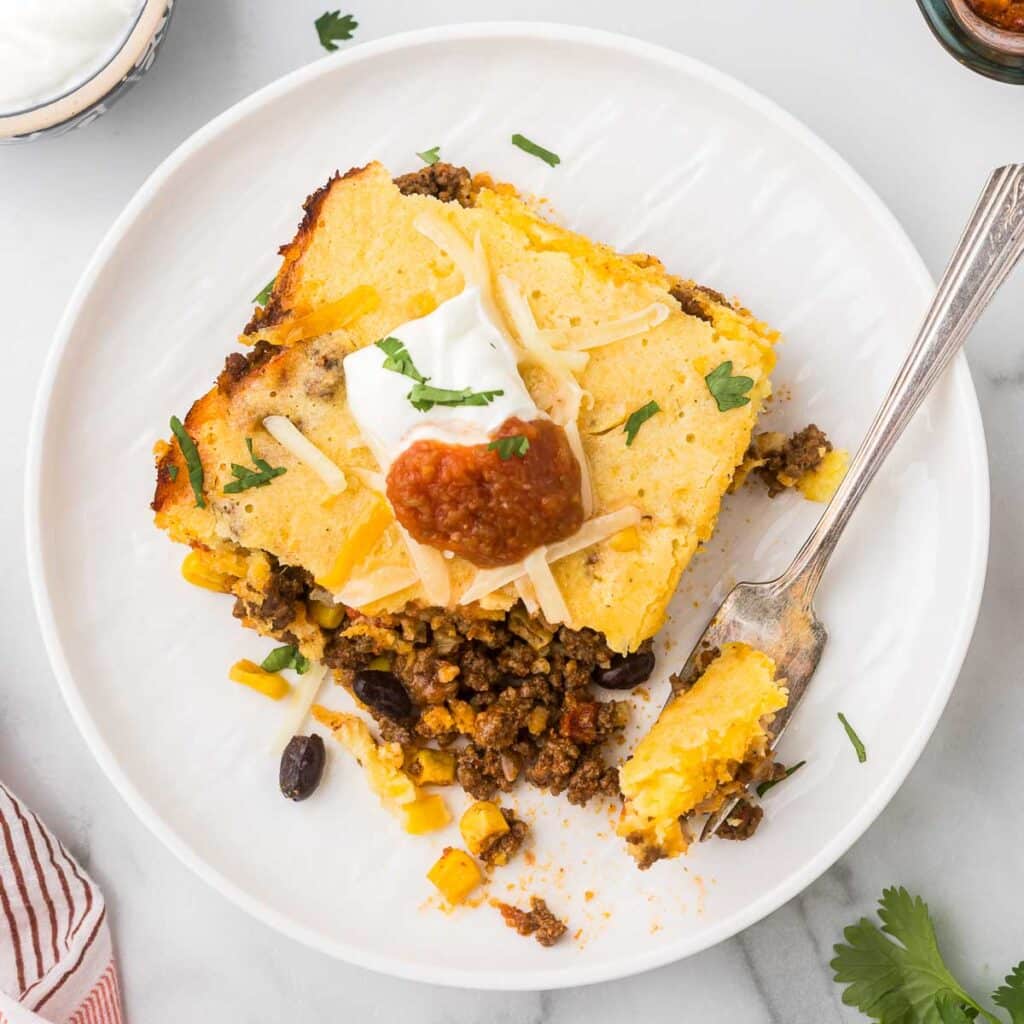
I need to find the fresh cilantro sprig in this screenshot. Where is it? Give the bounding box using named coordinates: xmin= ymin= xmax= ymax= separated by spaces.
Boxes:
xmin=833 ymin=887 xmax=1024 ymax=1023
xmin=408 ymin=383 xmax=503 ymax=412
xmin=374 ymin=337 xmax=503 ymax=411
xmin=169 ymin=415 xmax=205 ymax=508
xmin=705 ymin=360 xmax=754 ymax=412
xmin=223 ymin=438 xmax=287 ymax=494
xmin=417 ymin=146 xmax=441 ymax=165
xmin=511 ymin=133 xmax=560 ymax=167
xmin=261 ymin=644 xmax=311 ymax=675
xmin=838 ymin=711 xmax=867 ymax=763
xmin=756 ymin=760 xmax=805 ymax=797
xmin=252 ymin=276 xmax=275 ymax=306
xmin=488 ymin=435 xmax=530 ymax=460
xmin=624 ymin=400 xmax=660 ymax=446
xmin=166 ymin=464 xmax=179 ymax=482
xmin=315 ymin=10 xmax=358 ymax=51
xmin=375 ymin=336 xmax=426 ymax=383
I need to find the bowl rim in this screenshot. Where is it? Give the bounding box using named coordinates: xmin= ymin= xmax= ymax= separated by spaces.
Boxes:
xmin=24 ymin=21 xmax=991 ymax=990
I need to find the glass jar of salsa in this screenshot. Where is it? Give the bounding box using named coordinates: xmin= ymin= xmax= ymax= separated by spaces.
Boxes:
xmin=917 ymin=0 xmax=1024 ymax=81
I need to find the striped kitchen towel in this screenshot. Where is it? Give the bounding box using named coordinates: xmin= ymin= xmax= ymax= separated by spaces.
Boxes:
xmin=0 ymin=785 xmax=122 ymax=1024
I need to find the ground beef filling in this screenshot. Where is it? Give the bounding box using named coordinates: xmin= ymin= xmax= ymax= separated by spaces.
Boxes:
xmin=495 ymin=897 xmax=567 ymax=947
xmin=324 ymin=606 xmax=634 ymax=807
xmin=479 ymin=808 xmax=529 ymax=867
xmin=386 ymin=417 xmax=585 ymax=568
xmin=393 ymin=162 xmax=474 ymax=206
xmin=749 ymin=424 xmax=832 ymax=497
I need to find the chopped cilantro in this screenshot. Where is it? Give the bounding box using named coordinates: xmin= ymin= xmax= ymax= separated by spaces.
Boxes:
xmin=407 ymin=383 xmax=504 ymax=412
xmin=756 ymin=760 xmax=805 ymax=797
xmin=169 ymin=416 xmax=205 ymax=508
xmin=837 ymin=712 xmax=867 ymax=763
xmin=166 ymin=464 xmax=179 ymax=482
xmin=261 ymin=644 xmax=311 ymax=675
xmin=314 ymin=10 xmax=358 ymax=51
xmin=488 ymin=435 xmax=530 ymax=460
xmin=223 ymin=438 xmax=287 ymax=494
xmin=252 ymin=276 xmax=275 ymax=306
xmin=623 ymin=400 xmax=660 ymax=446
xmin=417 ymin=146 xmax=441 ymax=165
xmin=705 ymin=360 xmax=755 ymax=412
xmin=375 ymin=336 xmax=426 ymax=383
xmin=833 ymin=886 xmax=1024 ymax=1023
xmin=511 ymin=133 xmax=560 ymax=167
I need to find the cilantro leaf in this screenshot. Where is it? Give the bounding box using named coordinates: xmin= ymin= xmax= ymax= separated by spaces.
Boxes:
xmin=261 ymin=645 xmax=311 ymax=675
xmin=488 ymin=435 xmax=530 ymax=460
xmin=407 ymin=383 xmax=503 ymax=412
xmin=169 ymin=416 xmax=205 ymax=508
xmin=376 ymin=336 xmax=426 ymax=383
xmin=417 ymin=146 xmax=441 ymax=165
xmin=223 ymin=438 xmax=287 ymax=494
xmin=832 ymin=888 xmax=990 ymax=1024
xmin=315 ymin=10 xmax=358 ymax=51
xmin=756 ymin=760 xmax=806 ymax=797
xmin=838 ymin=711 xmax=867 ymax=763
xmin=166 ymin=464 xmax=179 ymax=482
xmin=252 ymin=276 xmax=275 ymax=306
xmin=705 ymin=360 xmax=754 ymax=412
xmin=623 ymin=400 xmax=660 ymax=446
xmin=511 ymin=133 xmax=560 ymax=167
xmin=993 ymin=964 xmax=1024 ymax=1023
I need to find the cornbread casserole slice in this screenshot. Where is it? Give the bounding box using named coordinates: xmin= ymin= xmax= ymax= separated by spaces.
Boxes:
xmin=152 ymin=160 xmax=779 ymax=809
xmin=618 ymin=642 xmax=788 ymax=867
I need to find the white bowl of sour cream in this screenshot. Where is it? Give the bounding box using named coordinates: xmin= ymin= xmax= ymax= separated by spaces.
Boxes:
xmin=0 ymin=0 xmax=173 ymax=142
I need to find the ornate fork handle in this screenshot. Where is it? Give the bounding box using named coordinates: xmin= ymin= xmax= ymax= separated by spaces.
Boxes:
xmin=779 ymin=165 xmax=1024 ymax=602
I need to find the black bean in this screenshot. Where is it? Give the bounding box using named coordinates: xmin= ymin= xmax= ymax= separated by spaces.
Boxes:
xmin=595 ymin=649 xmax=656 ymax=690
xmin=353 ymin=669 xmax=415 ymax=723
xmin=280 ymin=734 xmax=325 ymax=801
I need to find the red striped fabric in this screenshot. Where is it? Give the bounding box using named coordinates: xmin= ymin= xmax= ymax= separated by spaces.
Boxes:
xmin=0 ymin=786 xmax=122 ymax=1024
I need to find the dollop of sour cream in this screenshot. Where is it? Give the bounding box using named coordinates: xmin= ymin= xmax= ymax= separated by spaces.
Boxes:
xmin=0 ymin=0 xmax=143 ymax=115
xmin=344 ymin=288 xmax=539 ymax=466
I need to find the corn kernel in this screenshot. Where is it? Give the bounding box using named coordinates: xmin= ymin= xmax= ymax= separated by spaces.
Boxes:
xmin=228 ymin=659 xmax=291 ymax=700
xmin=409 ymin=749 xmax=456 ymax=786
xmin=609 ymin=526 xmax=640 ymax=552
xmin=181 ymin=551 xmax=235 ymax=593
xmin=526 ymin=707 xmax=549 ymax=736
xmin=367 ymin=654 xmax=392 ymax=671
xmin=427 ymin=847 xmax=482 ymax=905
xmin=450 ymin=700 xmax=476 ymax=734
xmin=459 ymin=801 xmax=509 ymax=856
xmin=401 ymin=794 xmax=452 ymax=835
xmin=309 ymin=600 xmax=345 ymax=630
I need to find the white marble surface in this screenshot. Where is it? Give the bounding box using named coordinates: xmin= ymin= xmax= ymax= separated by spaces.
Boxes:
xmin=1 ymin=1 xmax=1022 ymax=1019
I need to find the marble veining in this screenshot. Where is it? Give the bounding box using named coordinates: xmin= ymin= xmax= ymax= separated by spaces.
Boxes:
xmin=2 ymin=0 xmax=1022 ymax=1020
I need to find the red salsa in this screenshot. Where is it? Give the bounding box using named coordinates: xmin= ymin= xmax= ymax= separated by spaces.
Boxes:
xmin=386 ymin=417 xmax=584 ymax=567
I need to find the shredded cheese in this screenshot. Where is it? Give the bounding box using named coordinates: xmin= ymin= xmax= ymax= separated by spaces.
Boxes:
xmin=316 ymin=499 xmax=393 ymax=591
xmin=277 ymin=285 xmax=381 ymax=346
xmin=262 ymin=415 xmax=346 ymax=494
xmin=459 ymin=506 xmax=643 ymax=606
xmin=413 ymin=213 xmax=518 ymax=353
xmin=514 ymin=576 xmax=539 ymax=615
xmin=540 ymin=302 xmax=670 ymax=352
xmin=349 ymin=467 xmax=386 ymax=492
xmin=397 ymin=525 xmax=451 ymax=607
xmin=270 ymin=664 xmax=327 ymax=754
xmin=523 ymin=547 xmax=572 ymax=626
xmin=337 ymin=566 xmax=419 ymax=609
xmin=496 ymin=274 xmax=588 ymax=375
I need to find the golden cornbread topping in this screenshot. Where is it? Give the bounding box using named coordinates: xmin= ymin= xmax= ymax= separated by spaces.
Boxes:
xmin=617 ymin=642 xmax=788 ymax=868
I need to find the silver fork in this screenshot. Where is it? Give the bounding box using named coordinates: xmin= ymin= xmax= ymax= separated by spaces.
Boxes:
xmin=674 ymin=164 xmax=1024 ymax=841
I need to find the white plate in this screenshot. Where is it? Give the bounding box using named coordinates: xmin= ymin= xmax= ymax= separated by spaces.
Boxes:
xmin=26 ymin=23 xmax=989 ymax=990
